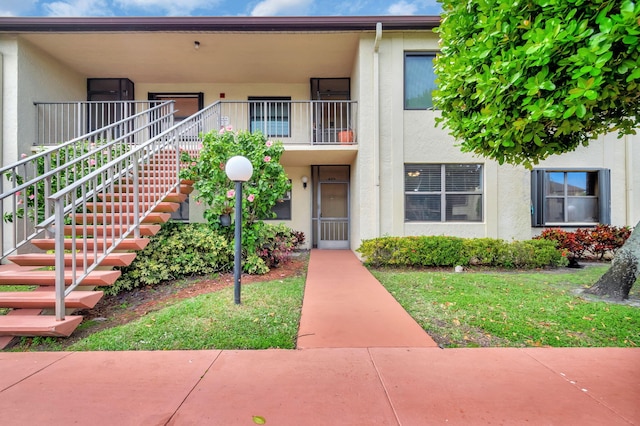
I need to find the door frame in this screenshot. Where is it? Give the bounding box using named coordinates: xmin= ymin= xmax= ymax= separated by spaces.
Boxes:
xmin=312 ymin=165 xmax=350 ymax=249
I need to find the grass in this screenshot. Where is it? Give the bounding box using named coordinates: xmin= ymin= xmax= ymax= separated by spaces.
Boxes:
xmin=5 ymin=261 xmax=639 ymax=351
xmin=64 ymin=276 xmax=306 ymax=351
xmin=372 ymin=265 xmax=640 ymax=348
xmin=0 ymin=285 xmax=36 ymax=315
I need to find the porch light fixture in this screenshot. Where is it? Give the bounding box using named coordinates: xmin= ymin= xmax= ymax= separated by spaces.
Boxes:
xmin=301 ymin=175 xmax=308 ymax=189
xmin=225 ymin=155 xmax=254 ymax=304
xmin=194 ymin=41 xmax=200 ymax=50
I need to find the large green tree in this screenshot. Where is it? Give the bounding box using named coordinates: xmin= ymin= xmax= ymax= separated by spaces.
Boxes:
xmin=434 ymin=0 xmax=640 ymax=299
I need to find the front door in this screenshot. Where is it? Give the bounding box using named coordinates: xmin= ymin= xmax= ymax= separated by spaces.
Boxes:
xmin=313 ymin=165 xmax=350 ymax=249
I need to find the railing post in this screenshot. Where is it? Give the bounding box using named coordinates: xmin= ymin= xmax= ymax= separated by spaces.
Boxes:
xmin=132 ymin=154 xmax=141 ymax=240
xmin=54 ymin=198 xmax=66 ymax=321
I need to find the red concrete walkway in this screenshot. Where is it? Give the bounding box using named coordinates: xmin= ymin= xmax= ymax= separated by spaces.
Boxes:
xmin=0 ymin=250 xmax=638 ymax=425
xmin=297 ymin=250 xmax=437 ymax=348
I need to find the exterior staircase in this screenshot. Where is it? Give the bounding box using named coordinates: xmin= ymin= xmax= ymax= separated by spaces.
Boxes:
xmin=0 ymin=100 xmax=213 ymax=349
xmin=0 ymin=165 xmax=194 ymax=349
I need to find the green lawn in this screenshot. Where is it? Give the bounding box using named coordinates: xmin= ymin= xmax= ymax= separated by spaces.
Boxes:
xmin=372 ymin=265 xmax=640 ymax=348
xmin=67 ymin=276 xmax=306 ymax=351
xmin=6 ymin=263 xmax=639 ymax=351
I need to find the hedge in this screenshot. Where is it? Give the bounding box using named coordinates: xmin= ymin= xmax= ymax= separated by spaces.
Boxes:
xmin=356 ymin=236 xmax=567 ymax=269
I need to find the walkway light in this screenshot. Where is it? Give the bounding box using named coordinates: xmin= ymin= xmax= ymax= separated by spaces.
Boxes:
xmin=225 ymin=155 xmax=253 ymax=304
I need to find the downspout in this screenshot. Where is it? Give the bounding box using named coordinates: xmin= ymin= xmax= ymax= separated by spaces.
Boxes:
xmin=625 ymin=136 xmax=634 ymax=225
xmin=373 ymin=22 xmax=382 ymax=237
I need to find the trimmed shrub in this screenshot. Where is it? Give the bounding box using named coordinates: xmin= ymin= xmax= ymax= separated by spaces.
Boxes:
xmin=534 ymin=225 xmax=632 ymax=265
xmin=108 ymin=222 xmax=233 ymax=295
xmin=109 ymin=222 xmax=305 ymax=295
xmin=357 ymin=236 xmax=567 ymax=269
xmin=244 ymin=223 xmax=306 ymax=275
xmin=356 ymin=236 xmax=466 ymax=267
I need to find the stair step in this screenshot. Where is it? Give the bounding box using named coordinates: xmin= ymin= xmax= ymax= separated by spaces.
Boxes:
xmin=0 ymin=315 xmax=84 ymax=337
xmin=112 ymin=184 xmax=194 ymax=195
xmin=62 ymin=224 xmax=161 ymax=237
xmin=0 ymin=269 xmax=121 ymax=286
xmin=100 ymin=192 xmax=188 ymax=203
xmin=86 ymin=202 xmax=180 ymax=213
xmin=8 ymin=252 xmax=137 ymax=267
xmin=137 ymin=170 xmax=181 ymax=177
xmin=0 ymin=291 xmax=103 ymax=309
xmin=72 ymin=212 xmax=172 ymax=224
xmin=32 ymin=238 xmax=149 ymax=251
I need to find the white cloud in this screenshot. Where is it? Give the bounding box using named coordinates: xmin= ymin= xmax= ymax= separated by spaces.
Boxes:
xmin=250 ymin=0 xmax=314 ymax=16
xmin=0 ymin=0 xmax=38 ymax=16
xmin=387 ymin=1 xmax=418 ymax=15
xmin=115 ymin=0 xmax=218 ymax=16
xmin=44 ymin=0 xmax=111 ymax=16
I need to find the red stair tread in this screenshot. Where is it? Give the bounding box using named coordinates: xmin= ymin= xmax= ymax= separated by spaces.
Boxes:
xmin=0 ymin=291 xmax=103 ymax=309
xmin=62 ymin=224 xmax=161 ymax=237
xmin=72 ymin=212 xmax=172 ymax=224
xmin=112 ymin=184 xmax=194 ymax=195
xmin=86 ymin=202 xmax=180 ymax=213
xmin=0 ymin=269 xmax=121 ymax=286
xmin=8 ymin=252 xmax=137 ymax=267
xmin=0 ymin=315 xmax=83 ymax=337
xmin=31 ymin=238 xmax=149 ymax=251
xmin=100 ymin=192 xmax=188 ymax=203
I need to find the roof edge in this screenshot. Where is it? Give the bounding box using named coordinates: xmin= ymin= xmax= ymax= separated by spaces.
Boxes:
xmin=0 ymin=15 xmax=440 ymax=32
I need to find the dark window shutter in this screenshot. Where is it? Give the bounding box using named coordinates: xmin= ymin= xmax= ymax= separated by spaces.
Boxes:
xmin=531 ymin=169 xmax=545 ymax=226
xmin=598 ymin=169 xmax=611 ymax=225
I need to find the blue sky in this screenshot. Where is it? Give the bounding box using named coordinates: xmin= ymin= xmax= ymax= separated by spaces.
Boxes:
xmin=1 ymin=0 xmax=442 ymax=17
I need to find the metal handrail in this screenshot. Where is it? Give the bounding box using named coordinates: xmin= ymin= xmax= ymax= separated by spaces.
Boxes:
xmin=48 ymin=101 xmax=219 ymax=320
xmin=0 ymin=101 xmax=176 ymax=258
xmin=34 ymin=100 xmax=169 ymax=146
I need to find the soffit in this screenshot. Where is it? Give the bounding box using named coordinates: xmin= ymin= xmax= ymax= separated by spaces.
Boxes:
xmin=20 ymin=32 xmax=361 ymax=84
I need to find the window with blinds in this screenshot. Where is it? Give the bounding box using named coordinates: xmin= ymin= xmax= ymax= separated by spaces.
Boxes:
xmin=404 ymin=52 xmax=437 ymax=109
xmin=531 ymin=169 xmax=610 ymax=226
xmin=405 ymin=164 xmax=483 ymax=222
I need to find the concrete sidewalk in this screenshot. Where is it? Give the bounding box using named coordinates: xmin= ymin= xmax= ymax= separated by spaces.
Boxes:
xmin=0 ymin=249 xmax=638 ymax=425
xmin=297 ymin=250 xmax=437 ymax=348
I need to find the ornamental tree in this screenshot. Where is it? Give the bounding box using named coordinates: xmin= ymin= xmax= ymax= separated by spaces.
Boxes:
xmin=434 ymin=0 xmax=640 ymax=167
xmin=183 ymin=128 xmax=291 ymax=272
xmin=434 ymin=0 xmax=640 ymax=299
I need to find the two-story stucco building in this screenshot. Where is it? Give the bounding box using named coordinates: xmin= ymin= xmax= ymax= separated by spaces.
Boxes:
xmin=1 ymin=16 xmax=638 ymax=251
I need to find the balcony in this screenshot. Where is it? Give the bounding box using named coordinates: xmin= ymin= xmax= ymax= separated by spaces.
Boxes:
xmin=35 ymin=100 xmax=357 ymax=146
xmin=214 ymin=100 xmax=357 ymax=146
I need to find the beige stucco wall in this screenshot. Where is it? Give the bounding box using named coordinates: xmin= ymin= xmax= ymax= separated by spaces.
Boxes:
xmin=531 ymin=132 xmax=640 ymax=235
xmin=189 ymin=165 xmax=312 ymax=250
xmin=136 ymin=82 xmax=311 ymax=105
xmin=352 ymin=29 xmax=640 ymax=250
xmin=0 ymin=36 xmax=85 ymax=165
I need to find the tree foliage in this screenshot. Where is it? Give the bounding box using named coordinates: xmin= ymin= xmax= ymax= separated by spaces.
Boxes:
xmin=186 ymin=128 xmax=290 ymax=228
xmin=181 ymin=128 xmax=292 ymax=273
xmin=434 ymin=0 xmax=640 ymax=166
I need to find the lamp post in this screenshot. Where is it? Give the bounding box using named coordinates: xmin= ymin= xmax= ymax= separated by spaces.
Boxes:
xmin=225 ymin=155 xmax=253 ymax=304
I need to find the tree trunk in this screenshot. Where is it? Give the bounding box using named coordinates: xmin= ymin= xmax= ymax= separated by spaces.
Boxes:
xmin=585 ymin=221 xmax=640 ymax=300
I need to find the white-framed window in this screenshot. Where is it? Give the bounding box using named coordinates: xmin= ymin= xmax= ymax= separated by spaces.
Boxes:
xmin=405 ymin=164 xmax=483 ymax=222
xmin=404 ymin=52 xmax=437 ymax=110
xmin=531 ymin=169 xmax=610 ymax=226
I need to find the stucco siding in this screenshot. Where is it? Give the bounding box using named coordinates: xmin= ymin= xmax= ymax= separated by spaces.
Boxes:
xmin=15 ymin=37 xmax=84 ymax=160
xmin=136 ymin=82 xmax=311 ymax=106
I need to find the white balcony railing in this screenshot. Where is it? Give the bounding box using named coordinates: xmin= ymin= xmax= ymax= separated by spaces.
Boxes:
xmin=35 ymin=100 xmax=358 ymax=147
xmin=35 ymin=101 xmax=171 ymax=146
xmin=214 ymin=100 xmax=357 ymax=145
